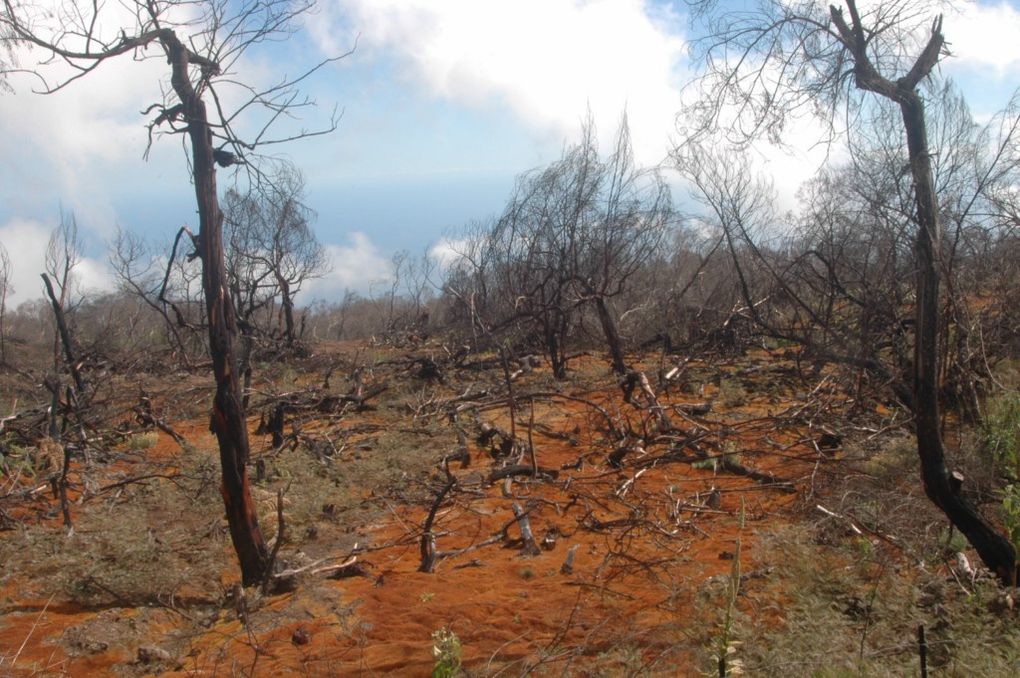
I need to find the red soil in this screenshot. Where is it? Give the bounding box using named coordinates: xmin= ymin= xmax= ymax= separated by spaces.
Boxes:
xmin=0 ymin=350 xmax=838 ymax=676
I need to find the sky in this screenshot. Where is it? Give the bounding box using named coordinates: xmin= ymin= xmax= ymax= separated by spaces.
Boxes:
xmin=1 ymin=0 xmax=1019 ymax=306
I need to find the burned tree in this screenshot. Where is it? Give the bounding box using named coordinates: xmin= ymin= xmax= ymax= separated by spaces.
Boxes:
xmin=223 ymin=164 xmax=327 ymax=350
xmin=682 ymin=0 xmax=1018 ymax=580
xmin=0 ymin=242 xmax=12 ymax=365
xmin=483 ymin=117 xmax=670 ymax=377
xmin=110 ymin=227 xmax=202 ymax=364
xmin=1 ymin=0 xmax=346 ymax=586
xmin=42 ymin=214 xmax=86 ymax=400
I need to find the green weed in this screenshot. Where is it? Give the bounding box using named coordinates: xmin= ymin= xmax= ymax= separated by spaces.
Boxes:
xmin=431 ymin=626 xmax=462 ymax=678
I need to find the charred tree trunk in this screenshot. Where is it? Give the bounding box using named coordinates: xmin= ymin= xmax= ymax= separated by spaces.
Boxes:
xmin=164 ymin=32 xmax=269 ymax=587
xmin=594 ymin=296 xmax=627 ymax=375
xmin=900 ymin=93 xmax=1016 ymax=583
xmin=278 ymin=276 xmax=296 ymax=347
xmin=542 ymin=317 xmax=567 ymax=380
xmin=830 ymin=1 xmax=1016 ymax=582
xmin=41 ymin=273 xmax=86 ymax=396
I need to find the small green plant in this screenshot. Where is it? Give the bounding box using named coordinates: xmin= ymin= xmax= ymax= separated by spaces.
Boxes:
xmin=420 ymin=592 xmax=435 ymax=603
xmin=718 ymin=378 xmax=747 ymax=409
xmin=714 ymin=499 xmax=745 ymax=677
xmin=853 ymin=536 xmax=874 ymax=559
xmin=519 ymin=567 xmax=535 ymax=580
xmin=982 ymin=393 xmax=1020 ymax=480
xmin=692 ymin=458 xmax=718 ymax=472
xmin=1002 ymin=484 xmax=1020 ymax=560
xmin=431 ymin=626 xmax=462 ymax=678
xmin=127 ymin=431 xmax=160 ymax=451
xmin=979 ymin=393 xmax=1020 ymax=571
xmin=0 ymin=438 xmax=34 ymax=478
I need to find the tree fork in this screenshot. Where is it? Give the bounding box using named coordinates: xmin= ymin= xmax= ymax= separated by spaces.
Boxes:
xmin=827 ymin=0 xmax=1018 ymax=584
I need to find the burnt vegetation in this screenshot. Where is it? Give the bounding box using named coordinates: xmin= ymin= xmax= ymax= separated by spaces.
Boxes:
xmin=2 ymin=0 xmax=1020 ymax=675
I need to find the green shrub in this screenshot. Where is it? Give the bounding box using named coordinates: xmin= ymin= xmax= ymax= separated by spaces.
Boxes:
xmin=982 ymin=393 xmax=1020 ymax=480
xmin=127 ymin=431 xmax=160 ymax=451
xmin=1002 ymin=484 xmax=1020 ymax=558
xmin=979 ymin=394 xmax=1020 ymax=557
xmin=431 ymin=626 xmax=462 ymax=678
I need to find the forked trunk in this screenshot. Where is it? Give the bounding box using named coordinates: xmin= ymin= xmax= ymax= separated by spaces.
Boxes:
xmin=829 ymin=0 xmax=1018 ymax=583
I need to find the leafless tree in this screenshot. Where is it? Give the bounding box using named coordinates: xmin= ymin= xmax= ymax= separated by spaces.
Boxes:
xmin=571 ymin=119 xmax=672 ymax=373
xmin=110 ymin=227 xmax=203 ymax=364
xmin=222 ymin=164 xmax=327 ymax=407
xmin=380 ymin=249 xmax=436 ymax=344
xmin=0 ymin=2 xmax=17 ymax=92
xmin=673 ymin=141 xmax=798 ymax=357
xmin=787 ymin=84 xmax=1020 ymax=418
xmin=0 ymin=243 xmax=11 ymax=364
xmin=223 ymin=165 xmax=327 ymax=350
xmin=42 ymin=213 xmax=86 ymax=398
xmin=682 ymin=0 xmax=1018 ymax=580
xmin=482 ymin=116 xmax=671 ymax=377
xmin=1 ymin=0 xmax=348 ymax=586
xmin=439 ymin=221 xmax=496 ymax=350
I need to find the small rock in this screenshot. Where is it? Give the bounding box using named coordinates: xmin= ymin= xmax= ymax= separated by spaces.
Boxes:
xmin=137 ymin=645 xmax=172 ymax=664
xmin=292 ymin=627 xmax=311 ymax=646
xmin=816 ymin=429 xmax=842 ymax=452
xmin=988 ymin=592 xmax=1015 ymax=616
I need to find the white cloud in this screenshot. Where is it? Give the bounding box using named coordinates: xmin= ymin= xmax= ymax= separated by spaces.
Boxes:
xmin=303 ymin=232 xmax=393 ymax=300
xmin=0 ymin=2 xmax=194 ymax=232
xmin=322 ymin=0 xmax=689 ymax=166
xmin=946 ymin=1 xmax=1020 ymax=74
xmin=427 ymin=237 xmax=472 ymax=270
xmin=0 ymin=62 xmax=172 ymax=232
xmin=0 ymin=1 xmax=315 ymax=235
xmin=0 ymin=218 xmax=115 ymax=307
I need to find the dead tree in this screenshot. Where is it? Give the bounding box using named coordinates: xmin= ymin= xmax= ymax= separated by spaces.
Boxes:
xmin=223 ymin=164 xmax=327 ymax=350
xmin=1 ymin=0 xmax=347 ymax=586
xmin=110 ymin=227 xmax=197 ymax=365
xmin=41 ymin=274 xmax=85 ymax=396
xmin=483 ymin=117 xmax=670 ymax=376
xmin=684 ymin=0 xmax=1018 ymax=580
xmin=0 ymin=243 xmax=11 ymax=364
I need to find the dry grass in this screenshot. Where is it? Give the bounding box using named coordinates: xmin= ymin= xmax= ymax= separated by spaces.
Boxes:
xmin=729 ymin=524 xmax=1020 ymax=676
xmin=0 ymin=446 xmax=226 ymax=610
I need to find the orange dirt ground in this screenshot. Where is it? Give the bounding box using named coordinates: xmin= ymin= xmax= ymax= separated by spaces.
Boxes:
xmin=0 ymin=348 xmax=858 ymax=676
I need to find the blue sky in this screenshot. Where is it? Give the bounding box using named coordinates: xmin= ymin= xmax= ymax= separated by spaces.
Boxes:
xmin=1 ymin=0 xmax=1019 ymax=305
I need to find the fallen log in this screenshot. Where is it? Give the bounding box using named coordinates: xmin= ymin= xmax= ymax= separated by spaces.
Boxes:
xmin=488 ymin=464 xmax=559 ymax=483
xmin=675 ymin=402 xmax=713 ymax=416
